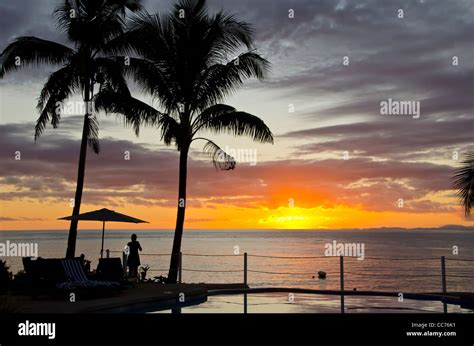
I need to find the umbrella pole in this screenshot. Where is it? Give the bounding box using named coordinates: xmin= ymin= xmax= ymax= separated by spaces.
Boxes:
xmin=101 ymin=221 xmax=105 ymax=259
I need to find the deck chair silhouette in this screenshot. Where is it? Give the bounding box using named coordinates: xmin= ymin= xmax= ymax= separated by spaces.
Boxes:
xmin=58 ymin=258 xmax=120 ymax=290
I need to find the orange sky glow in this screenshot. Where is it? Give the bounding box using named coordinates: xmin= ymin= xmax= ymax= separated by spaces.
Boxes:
xmin=1 ymin=193 xmax=470 ymax=231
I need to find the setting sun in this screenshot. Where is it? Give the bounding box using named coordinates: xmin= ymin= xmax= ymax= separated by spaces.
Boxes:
xmin=258 ymin=207 xmax=335 ymax=229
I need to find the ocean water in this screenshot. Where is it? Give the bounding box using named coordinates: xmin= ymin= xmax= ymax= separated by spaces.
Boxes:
xmin=1 ymin=228 xmax=473 ymax=295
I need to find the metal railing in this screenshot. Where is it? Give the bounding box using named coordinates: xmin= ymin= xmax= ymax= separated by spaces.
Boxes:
xmin=106 ymin=250 xmax=474 ymax=313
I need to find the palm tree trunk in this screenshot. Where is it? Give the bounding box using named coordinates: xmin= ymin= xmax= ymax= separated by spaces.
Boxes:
xmin=65 ymin=78 xmax=91 ymax=258
xmin=167 ymin=144 xmax=189 ymax=283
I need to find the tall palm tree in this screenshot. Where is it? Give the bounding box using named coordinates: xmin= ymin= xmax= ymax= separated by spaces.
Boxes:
xmin=0 ymin=0 xmax=142 ymax=258
xmin=95 ymin=0 xmax=273 ymax=282
xmin=453 ymin=152 xmax=474 ymax=217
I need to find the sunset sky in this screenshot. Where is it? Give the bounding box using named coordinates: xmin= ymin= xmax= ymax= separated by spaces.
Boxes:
xmin=1 ymin=0 xmax=473 ymax=230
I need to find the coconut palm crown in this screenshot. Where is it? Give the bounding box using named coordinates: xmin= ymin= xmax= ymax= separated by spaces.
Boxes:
xmin=0 ymin=0 xmax=142 ymax=257
xmin=95 ymin=0 xmax=274 ymax=282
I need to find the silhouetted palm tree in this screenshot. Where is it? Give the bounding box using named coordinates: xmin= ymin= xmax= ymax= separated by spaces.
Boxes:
xmin=96 ymin=0 xmax=273 ymax=282
xmin=0 ymin=0 xmax=142 ymax=258
xmin=453 ymin=152 xmax=474 ymax=217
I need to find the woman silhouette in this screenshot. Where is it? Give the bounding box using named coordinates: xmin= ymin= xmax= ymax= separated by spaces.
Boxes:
xmin=127 ymin=234 xmax=142 ymax=278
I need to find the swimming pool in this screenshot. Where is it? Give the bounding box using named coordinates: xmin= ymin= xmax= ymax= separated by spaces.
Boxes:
xmin=151 ymin=291 xmax=474 ymax=314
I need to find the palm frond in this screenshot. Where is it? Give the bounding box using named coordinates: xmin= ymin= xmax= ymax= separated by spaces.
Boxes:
xmin=53 ymin=0 xmax=137 ymax=49
xmin=116 ymin=10 xmax=172 ymax=62
xmin=35 ymin=65 xmax=81 ymax=140
xmin=173 ymin=0 xmax=207 ymax=23
xmin=99 ymin=28 xmax=144 ymax=57
xmin=192 ymin=104 xmax=236 ymax=131
xmin=194 ymin=105 xmax=274 ymax=144
xmin=203 ymin=11 xmax=254 ymax=63
xmin=193 ymin=51 xmax=270 ymax=111
xmin=124 ymin=2 xmax=269 ymax=116
xmin=94 ymin=57 xmax=129 ymax=93
xmin=37 ymin=64 xmax=79 ymax=113
xmin=94 ymin=86 xmax=161 ymax=136
xmin=109 ymin=0 xmax=143 ymax=14
xmin=202 ymin=138 xmax=236 ymax=171
xmin=122 ymin=57 xmax=179 ymax=114
xmin=0 ymin=37 xmax=73 ymax=77
xmin=86 ymin=114 xmax=100 ymax=154
xmin=453 ymin=152 xmax=474 ymax=217
xmin=159 ymin=114 xmax=180 ymax=147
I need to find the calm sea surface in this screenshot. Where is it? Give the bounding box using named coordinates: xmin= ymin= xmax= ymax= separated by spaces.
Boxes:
xmin=1 ymin=229 xmax=473 ymax=313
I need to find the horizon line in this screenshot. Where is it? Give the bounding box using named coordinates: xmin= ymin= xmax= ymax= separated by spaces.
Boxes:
xmin=1 ymin=225 xmax=473 ymax=232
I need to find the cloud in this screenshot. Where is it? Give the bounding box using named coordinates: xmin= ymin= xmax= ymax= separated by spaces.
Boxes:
xmin=249 ymin=0 xmax=474 ymax=125
xmin=0 ymin=121 xmax=460 ymax=213
xmin=1 ymin=0 xmax=472 ymax=129
xmin=281 ymin=116 xmax=474 ymax=161
xmin=0 ymin=216 xmax=46 ymax=222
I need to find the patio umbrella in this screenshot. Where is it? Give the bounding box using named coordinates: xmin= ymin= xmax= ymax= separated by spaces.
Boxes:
xmin=58 ymin=208 xmax=148 ymax=258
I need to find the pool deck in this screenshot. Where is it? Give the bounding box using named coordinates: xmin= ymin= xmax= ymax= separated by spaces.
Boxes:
xmin=7 ymin=283 xmax=248 ymax=313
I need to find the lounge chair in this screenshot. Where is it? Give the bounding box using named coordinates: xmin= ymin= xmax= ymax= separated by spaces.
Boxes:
xmin=23 ymin=257 xmax=67 ymax=295
xmin=58 ymin=258 xmax=120 ymax=290
xmin=23 ymin=257 xmax=120 ymax=298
